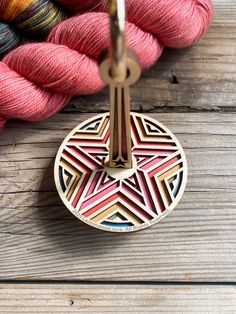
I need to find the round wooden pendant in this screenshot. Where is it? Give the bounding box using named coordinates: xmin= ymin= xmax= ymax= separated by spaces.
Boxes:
xmin=54 ymin=113 xmax=187 ymax=232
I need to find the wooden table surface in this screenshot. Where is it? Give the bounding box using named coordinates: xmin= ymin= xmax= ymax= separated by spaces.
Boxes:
xmin=0 ymin=1 xmax=236 ymax=313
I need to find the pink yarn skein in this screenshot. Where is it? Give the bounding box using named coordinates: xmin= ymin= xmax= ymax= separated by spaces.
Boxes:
xmin=0 ymin=0 xmax=213 ymax=129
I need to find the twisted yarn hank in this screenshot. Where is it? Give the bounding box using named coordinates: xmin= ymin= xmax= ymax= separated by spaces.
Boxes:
xmin=56 ymin=0 xmax=213 ymax=48
xmin=0 ymin=0 xmax=213 ymax=130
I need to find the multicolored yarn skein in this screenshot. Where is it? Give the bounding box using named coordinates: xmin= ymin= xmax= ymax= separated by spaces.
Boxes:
xmin=0 ymin=0 xmax=68 ymax=57
xmin=0 ymin=0 xmax=66 ymax=35
xmin=0 ymin=22 xmax=20 ymax=58
xmin=0 ymin=0 xmax=213 ymax=130
xmin=53 ymin=0 xmax=100 ymax=12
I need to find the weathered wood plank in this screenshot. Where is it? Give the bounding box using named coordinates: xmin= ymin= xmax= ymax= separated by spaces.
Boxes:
xmin=65 ymin=1 xmax=236 ymax=113
xmin=0 ymin=0 xmax=235 ymax=284
xmin=0 ymin=283 xmax=235 ymax=313
xmin=0 ymin=113 xmax=235 ymax=281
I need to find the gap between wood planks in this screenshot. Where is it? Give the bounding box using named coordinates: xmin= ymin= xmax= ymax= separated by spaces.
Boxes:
xmin=62 ymin=105 xmax=236 ymax=114
xmin=0 ymin=279 xmax=235 ymax=286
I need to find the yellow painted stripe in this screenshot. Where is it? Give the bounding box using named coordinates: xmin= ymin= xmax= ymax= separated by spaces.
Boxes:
xmin=60 ymin=158 xmax=83 ymax=178
xmin=66 ymin=175 xmax=81 ymax=201
xmin=92 ymin=205 xmax=117 ymax=223
xmin=117 ymin=207 xmax=143 ymax=225
xmin=159 ymin=164 xmax=181 ymax=181
xmin=3 ymin=0 xmax=35 ymax=21
xmin=98 ymin=117 xmax=109 ymax=137
xmin=92 ymin=204 xmax=143 ymax=225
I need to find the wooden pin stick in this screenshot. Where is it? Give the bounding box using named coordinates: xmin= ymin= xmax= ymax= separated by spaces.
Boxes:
xmin=99 ymin=51 xmax=141 ymax=169
xmin=109 ymin=0 xmax=126 ymax=83
xmin=99 ymin=1 xmax=141 ymax=169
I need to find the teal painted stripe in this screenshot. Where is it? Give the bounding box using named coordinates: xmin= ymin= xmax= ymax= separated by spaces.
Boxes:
xmin=102 ymin=221 xmax=133 ymax=228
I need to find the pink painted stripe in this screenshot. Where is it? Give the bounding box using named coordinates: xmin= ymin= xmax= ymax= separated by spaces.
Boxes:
xmin=131 ymin=118 xmax=141 ymax=143
xmin=82 ymin=146 xmax=108 ymax=153
xmin=81 ymin=181 xmax=120 ymax=210
xmin=133 ymin=149 xmax=175 ymax=155
xmin=142 ymin=156 xmax=164 ymax=170
xmin=71 ymin=173 xmax=91 ymax=208
xmin=69 ymin=139 xmax=104 ymax=143
xmin=137 ymin=170 xmax=158 ymax=214
xmin=69 ymin=146 xmax=101 ymax=168
xmin=63 ymin=151 xmax=91 ymax=172
xmin=150 ymin=176 xmax=166 ymax=213
xmin=98 ymin=173 xmax=116 ymax=189
xmin=83 ymin=193 xmax=119 ymax=218
xmin=131 ymin=117 xmax=175 ymax=147
xmin=102 ymin=129 xmax=110 ymax=144
xmin=83 ymin=192 xmax=153 ymax=221
xmin=149 ymin=156 xmax=180 ymax=177
xmin=120 ymin=194 xmax=153 ymax=221
xmin=85 ymin=171 xmax=103 ymax=198
xmin=122 ymin=183 xmax=145 ymax=205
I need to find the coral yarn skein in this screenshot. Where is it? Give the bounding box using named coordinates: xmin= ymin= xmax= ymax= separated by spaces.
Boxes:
xmin=0 ymin=0 xmax=213 ymax=130
xmin=57 ymin=0 xmax=213 ymax=47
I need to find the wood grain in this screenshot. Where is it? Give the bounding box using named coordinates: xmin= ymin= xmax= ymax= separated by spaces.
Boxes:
xmin=0 ymin=5 xmax=235 ymax=314
xmin=0 ymin=113 xmax=235 ymax=281
xmin=0 ymin=283 xmax=235 ymax=313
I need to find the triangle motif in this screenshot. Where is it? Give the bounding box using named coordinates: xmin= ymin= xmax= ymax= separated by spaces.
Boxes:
xmin=144 ymin=119 xmax=165 ymax=134
xmin=95 ymin=172 xmax=117 ymax=193
xmin=64 ymin=169 xmax=73 ymax=187
xmin=80 ymin=117 xmax=103 ymax=132
xmin=106 ymin=212 xmax=128 ymax=223
xmin=125 ymin=173 xmax=141 ymax=191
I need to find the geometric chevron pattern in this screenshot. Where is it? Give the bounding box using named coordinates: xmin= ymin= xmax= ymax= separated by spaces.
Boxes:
xmin=54 ymin=113 xmax=187 ymax=232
